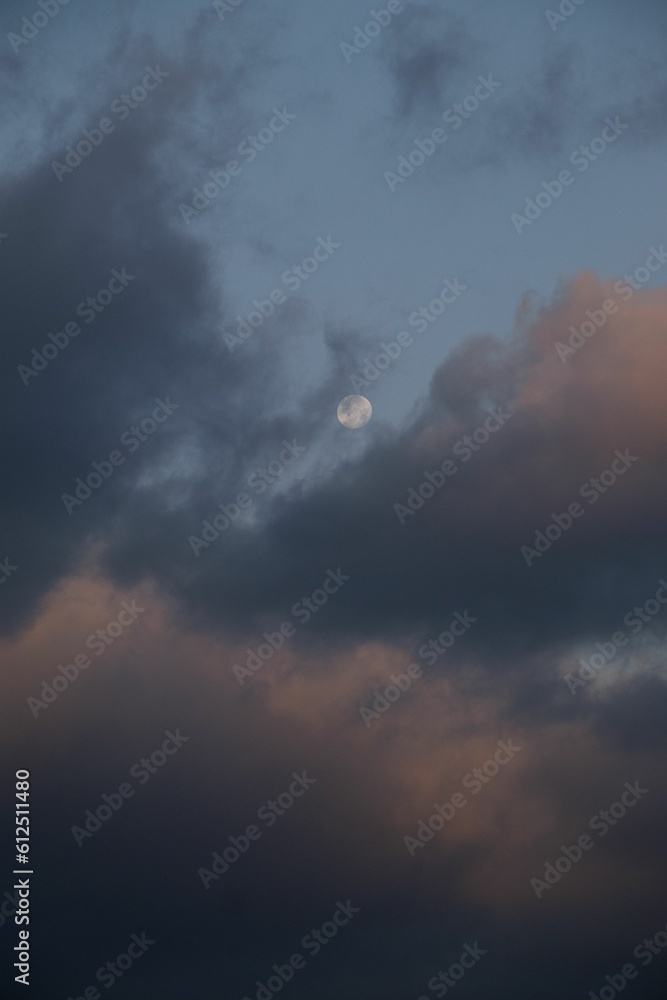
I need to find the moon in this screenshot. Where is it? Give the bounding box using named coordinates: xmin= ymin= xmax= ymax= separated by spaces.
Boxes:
xmin=337 ymin=394 xmax=372 ymax=429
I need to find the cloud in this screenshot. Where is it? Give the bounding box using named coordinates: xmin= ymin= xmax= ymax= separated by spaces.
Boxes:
xmin=85 ymin=269 xmax=667 ymax=676
xmin=483 ymin=45 xmax=583 ymax=161
xmin=3 ymin=566 xmax=667 ymax=997
xmin=3 ymin=5 xmax=667 ymax=996
xmin=0 ymin=14 xmax=293 ymax=637
xmin=381 ymin=2 xmax=478 ymax=121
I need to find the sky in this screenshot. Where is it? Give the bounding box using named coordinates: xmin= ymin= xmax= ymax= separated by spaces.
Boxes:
xmin=2 ymin=1 xmax=667 ymax=997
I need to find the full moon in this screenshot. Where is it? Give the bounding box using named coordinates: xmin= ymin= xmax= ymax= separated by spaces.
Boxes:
xmin=337 ymin=395 xmax=372 ymax=429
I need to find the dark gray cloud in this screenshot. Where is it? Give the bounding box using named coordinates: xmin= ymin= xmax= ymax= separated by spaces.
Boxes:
xmin=92 ymin=273 xmax=667 ymax=689
xmin=0 ymin=14 xmax=295 ymax=636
